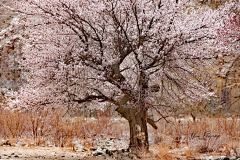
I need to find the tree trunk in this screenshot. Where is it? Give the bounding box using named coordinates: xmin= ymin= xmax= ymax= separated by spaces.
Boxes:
xmin=128 ymin=108 xmax=149 ymax=154
xmin=116 ymin=107 xmax=149 ymax=154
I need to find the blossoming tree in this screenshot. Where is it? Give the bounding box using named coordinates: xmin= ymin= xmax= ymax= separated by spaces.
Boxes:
xmin=2 ymin=0 xmax=236 ymax=153
xmin=218 ymin=11 xmax=240 ymax=48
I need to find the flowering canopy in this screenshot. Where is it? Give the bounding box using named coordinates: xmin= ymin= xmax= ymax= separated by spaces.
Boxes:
xmin=3 ymin=0 xmax=236 ymax=111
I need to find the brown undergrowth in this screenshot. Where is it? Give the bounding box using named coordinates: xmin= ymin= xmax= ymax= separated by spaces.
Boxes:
xmin=151 ymin=116 xmax=240 ymax=158
xmin=0 ymin=108 xmax=239 ymax=158
xmin=0 ymin=108 xmax=128 ymax=148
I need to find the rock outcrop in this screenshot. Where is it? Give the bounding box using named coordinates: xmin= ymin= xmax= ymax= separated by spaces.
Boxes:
xmin=0 ymin=1 xmax=25 ymax=106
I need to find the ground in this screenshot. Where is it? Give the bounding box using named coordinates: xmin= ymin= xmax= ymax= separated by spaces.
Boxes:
xmin=0 ymin=146 xmax=87 ymax=160
xmin=0 ymin=146 xmax=159 ymax=160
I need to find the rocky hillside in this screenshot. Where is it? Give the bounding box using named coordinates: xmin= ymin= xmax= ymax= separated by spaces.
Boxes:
xmin=0 ymin=0 xmax=25 ymax=105
xmin=215 ymin=55 xmax=240 ymax=115
xmin=0 ymin=0 xmax=15 ymax=30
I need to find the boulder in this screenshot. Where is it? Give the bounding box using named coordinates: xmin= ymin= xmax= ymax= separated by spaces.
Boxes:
xmin=73 ymin=144 xmax=84 ymax=152
xmin=92 ymin=150 xmax=105 ymax=156
xmin=15 ymin=141 xmax=22 ymax=147
xmin=90 ymin=147 xmax=97 ymax=151
xmin=2 ymin=140 xmax=11 ymax=146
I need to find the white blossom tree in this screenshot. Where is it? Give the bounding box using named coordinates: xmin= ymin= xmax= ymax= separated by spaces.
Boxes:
xmin=1 ymin=0 xmax=237 ymax=153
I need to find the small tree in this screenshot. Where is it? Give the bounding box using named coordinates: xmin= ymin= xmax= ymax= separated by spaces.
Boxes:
xmin=2 ymin=0 xmax=236 ymax=153
xmin=218 ymin=11 xmax=240 ymax=46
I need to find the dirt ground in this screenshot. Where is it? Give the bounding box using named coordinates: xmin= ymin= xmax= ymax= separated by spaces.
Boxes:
xmin=0 ymin=146 xmax=153 ymax=160
xmin=0 ymin=146 xmax=88 ymax=160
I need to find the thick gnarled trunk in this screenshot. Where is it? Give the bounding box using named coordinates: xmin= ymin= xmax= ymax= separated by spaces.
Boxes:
xmin=116 ymin=107 xmax=151 ymax=154
xmin=128 ymin=108 xmax=149 ymax=154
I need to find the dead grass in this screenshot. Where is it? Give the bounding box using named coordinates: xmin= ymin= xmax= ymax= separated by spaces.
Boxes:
xmin=152 ymin=116 xmax=240 ymax=158
xmin=0 ymin=108 xmax=239 ymax=158
xmin=155 ymin=144 xmax=174 ymax=160
xmin=0 ymin=108 xmax=128 ymax=148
